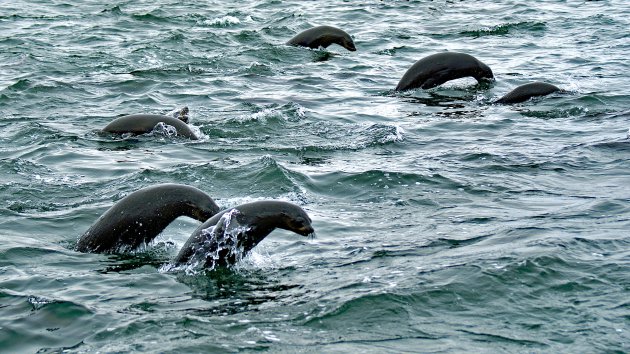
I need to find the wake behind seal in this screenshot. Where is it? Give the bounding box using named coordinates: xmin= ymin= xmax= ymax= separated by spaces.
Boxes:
xmin=102 ymin=106 xmax=198 ymax=139
xmin=287 ymin=25 xmax=356 ymax=51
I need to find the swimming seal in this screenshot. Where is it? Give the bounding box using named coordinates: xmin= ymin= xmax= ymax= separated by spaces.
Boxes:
xmin=287 ymin=25 xmax=356 ymax=51
xmin=395 ymin=52 xmax=494 ymax=91
xmin=173 ymin=201 xmax=314 ymax=269
xmin=102 ymin=107 xmax=198 ymax=139
xmin=76 ymin=184 xmax=219 ymax=253
xmin=495 ymin=82 xmax=561 ymax=104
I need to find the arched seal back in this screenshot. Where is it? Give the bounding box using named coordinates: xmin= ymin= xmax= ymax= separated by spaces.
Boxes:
xmin=395 ymin=52 xmax=494 ymax=91
xmin=287 ymin=25 xmax=356 ymax=51
xmin=76 ymin=184 xmax=219 ymax=253
xmin=173 ymin=200 xmax=314 ymax=269
xmin=495 ymin=82 xmax=561 ymax=104
xmin=103 ymin=114 xmax=197 ymax=139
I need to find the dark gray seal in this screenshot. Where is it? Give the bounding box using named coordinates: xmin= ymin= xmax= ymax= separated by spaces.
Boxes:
xmin=395 ymin=52 xmax=494 ymax=91
xmin=287 ymin=25 xmax=356 ymax=51
xmin=102 ymin=107 xmax=198 ymax=139
xmin=495 ymin=82 xmax=561 ymax=104
xmin=76 ymin=184 xmax=219 ymax=253
xmin=173 ymin=201 xmax=314 ymax=269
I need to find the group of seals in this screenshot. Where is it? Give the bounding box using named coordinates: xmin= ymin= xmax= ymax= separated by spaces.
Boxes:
xmin=103 ymin=26 xmax=560 ymax=140
xmin=83 ymin=25 xmax=561 ymax=269
xmin=77 ymin=184 xmax=314 ymax=269
xmin=286 ymin=26 xmax=561 ymax=104
xmin=101 ymin=26 xmax=357 ymax=140
xmin=394 ymin=51 xmax=562 ymax=103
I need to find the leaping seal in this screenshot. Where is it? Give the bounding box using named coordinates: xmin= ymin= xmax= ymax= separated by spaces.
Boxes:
xmin=287 ymin=25 xmax=356 ymax=51
xmin=76 ymin=184 xmax=219 ymax=253
xmin=495 ymin=82 xmax=561 ymax=104
xmin=102 ymin=107 xmax=198 ymax=139
xmin=395 ymin=52 xmax=494 ymax=91
xmin=174 ymin=201 xmax=314 ymax=269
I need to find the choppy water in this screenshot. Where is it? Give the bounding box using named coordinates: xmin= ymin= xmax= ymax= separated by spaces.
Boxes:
xmin=1 ymin=0 xmax=629 ymax=352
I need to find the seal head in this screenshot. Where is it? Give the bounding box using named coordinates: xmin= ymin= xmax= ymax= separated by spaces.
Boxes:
xmin=395 ymin=52 xmax=494 ymax=91
xmin=76 ymin=184 xmax=219 ymax=253
xmin=287 ymin=25 xmax=356 ymax=51
xmin=171 ymin=106 xmax=190 ymax=124
xmin=174 ymin=201 xmax=314 ymax=269
xmin=495 ymin=82 xmax=561 ymax=104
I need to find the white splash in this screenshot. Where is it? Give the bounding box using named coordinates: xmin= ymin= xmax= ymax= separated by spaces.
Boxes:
xmin=184 ymin=209 xmax=253 ymax=273
xmin=381 ymin=124 xmax=405 ymax=143
xmin=151 ymin=122 xmax=178 ymax=137
xmin=250 ymin=108 xmax=274 ymax=122
xmin=205 ymin=16 xmax=240 ymax=27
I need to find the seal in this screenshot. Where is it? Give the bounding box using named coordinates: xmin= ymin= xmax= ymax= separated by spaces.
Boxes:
xmin=76 ymin=184 xmax=220 ymax=253
xmin=102 ymin=107 xmax=198 ymax=139
xmin=173 ymin=201 xmax=314 ymax=269
xmin=495 ymin=82 xmax=561 ymax=104
xmin=287 ymin=25 xmax=356 ymax=51
xmin=395 ymin=52 xmax=494 ymax=91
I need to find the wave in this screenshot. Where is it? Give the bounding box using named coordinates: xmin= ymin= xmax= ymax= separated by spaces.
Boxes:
xmin=459 ymin=21 xmax=547 ymax=38
xmin=0 ymin=290 xmax=100 ymax=353
xmin=204 ymin=15 xmax=241 ymax=27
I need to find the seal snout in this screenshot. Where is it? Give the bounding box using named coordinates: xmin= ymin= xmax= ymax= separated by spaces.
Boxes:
xmin=295 ymin=224 xmax=315 ymax=237
xmin=191 ymin=207 xmax=219 ymax=222
xmin=344 ymin=39 xmax=357 ymax=52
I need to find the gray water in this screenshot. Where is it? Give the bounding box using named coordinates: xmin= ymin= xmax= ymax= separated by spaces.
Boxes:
xmin=1 ymin=1 xmax=629 ymax=352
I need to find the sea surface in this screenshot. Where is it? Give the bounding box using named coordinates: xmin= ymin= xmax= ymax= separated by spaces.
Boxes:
xmin=1 ymin=1 xmax=629 ymax=352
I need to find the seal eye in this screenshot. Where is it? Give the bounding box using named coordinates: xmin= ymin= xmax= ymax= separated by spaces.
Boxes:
xmin=291 ymin=217 xmax=305 ymax=228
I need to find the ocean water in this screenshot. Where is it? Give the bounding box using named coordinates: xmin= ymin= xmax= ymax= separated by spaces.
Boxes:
xmin=1 ymin=0 xmax=629 ymax=352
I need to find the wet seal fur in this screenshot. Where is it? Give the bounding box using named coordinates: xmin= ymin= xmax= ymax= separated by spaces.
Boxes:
xmin=287 ymin=25 xmax=356 ymax=51
xmin=102 ymin=107 xmax=198 ymax=139
xmin=495 ymin=82 xmax=561 ymax=104
xmin=76 ymin=184 xmax=219 ymax=253
xmin=174 ymin=201 xmax=314 ymax=269
xmin=395 ymin=52 xmax=494 ymax=91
